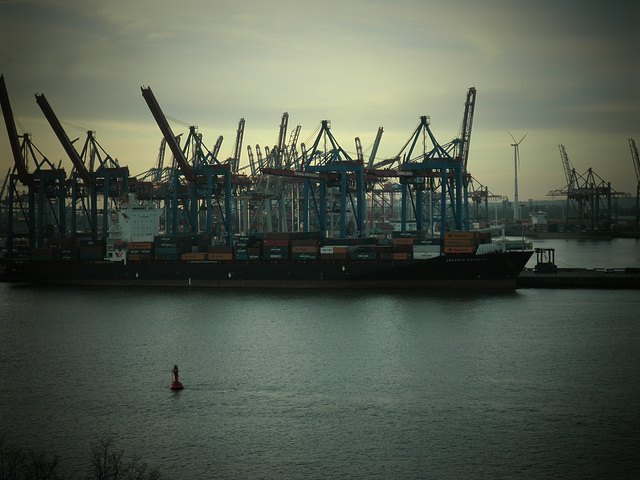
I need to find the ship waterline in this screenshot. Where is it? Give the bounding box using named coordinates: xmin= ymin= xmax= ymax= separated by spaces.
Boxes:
xmin=7 ymin=250 xmax=532 ymax=289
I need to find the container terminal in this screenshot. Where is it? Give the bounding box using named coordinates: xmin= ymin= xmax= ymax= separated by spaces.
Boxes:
xmin=0 ymin=74 xmax=637 ymax=288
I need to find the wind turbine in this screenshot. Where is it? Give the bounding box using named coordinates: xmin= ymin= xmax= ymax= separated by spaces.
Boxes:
xmin=508 ymin=131 xmax=527 ymax=221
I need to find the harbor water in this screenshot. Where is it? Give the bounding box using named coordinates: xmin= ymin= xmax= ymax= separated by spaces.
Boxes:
xmin=1 ymin=238 xmax=639 ymax=479
xmin=521 ymin=237 xmax=640 ymax=270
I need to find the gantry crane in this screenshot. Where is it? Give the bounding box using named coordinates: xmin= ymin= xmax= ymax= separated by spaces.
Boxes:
xmin=465 ymin=176 xmax=507 ymax=223
xmin=141 ymin=86 xmax=231 ymax=243
xmin=35 ymin=93 xmax=130 ymax=241
xmin=301 ymin=120 xmax=365 ymax=238
xmin=629 ymin=138 xmax=639 ymax=232
xmin=1 ymin=75 xmax=67 ymax=256
xmin=396 ymin=115 xmax=466 ymax=235
xmin=548 ymin=145 xmax=629 ymax=231
xmin=247 ymin=113 xmax=303 ymax=233
xmin=364 ymin=88 xmax=475 ymax=234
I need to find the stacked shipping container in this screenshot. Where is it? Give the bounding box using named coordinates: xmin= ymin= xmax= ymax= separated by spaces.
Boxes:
xmin=30 ymin=230 xmax=493 ymax=265
xmin=442 ymin=231 xmax=492 ymax=254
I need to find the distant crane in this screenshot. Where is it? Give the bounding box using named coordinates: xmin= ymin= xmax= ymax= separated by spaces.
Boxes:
xmin=355 ymin=137 xmax=364 ymax=164
xmin=246 ymin=145 xmax=257 ymax=176
xmin=547 ymin=145 xmax=577 ymax=199
xmin=285 ymin=124 xmax=302 ymax=170
xmin=508 ymin=131 xmax=527 ymax=220
xmin=367 ymin=127 xmax=384 ymax=169
xmin=629 ymin=138 xmax=639 ymax=233
xmin=547 ymin=144 xmax=630 ymax=231
xmin=559 ymin=144 xmax=576 ymax=192
xmin=275 ymin=112 xmax=288 ymax=169
xmin=212 ymin=135 xmax=223 ymax=159
xmin=230 ymin=118 xmax=244 ymax=172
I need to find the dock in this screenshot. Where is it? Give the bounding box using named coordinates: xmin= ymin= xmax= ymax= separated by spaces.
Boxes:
xmin=518 ymin=268 xmax=640 ymax=289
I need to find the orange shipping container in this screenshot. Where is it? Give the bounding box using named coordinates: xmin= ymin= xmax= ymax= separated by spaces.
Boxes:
xmin=444 ymin=232 xmax=476 ymax=239
xmin=392 ymin=237 xmax=414 ymax=246
xmin=443 ymin=238 xmax=476 ymax=247
xmin=130 ymin=242 xmax=154 ymax=249
xmin=292 ymin=246 xmax=318 ymax=254
xmin=181 ymin=253 xmax=207 ymax=261
xmin=444 ymin=246 xmax=476 ymax=254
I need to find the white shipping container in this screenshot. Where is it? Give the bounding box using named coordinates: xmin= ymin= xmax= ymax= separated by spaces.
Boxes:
xmin=413 ymin=251 xmax=440 ymax=260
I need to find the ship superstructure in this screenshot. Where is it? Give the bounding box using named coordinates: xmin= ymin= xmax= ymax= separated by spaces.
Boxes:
xmin=105 ymin=194 xmax=163 ymax=263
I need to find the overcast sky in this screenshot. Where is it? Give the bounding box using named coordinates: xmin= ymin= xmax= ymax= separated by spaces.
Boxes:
xmin=1 ymin=0 xmax=638 ymax=201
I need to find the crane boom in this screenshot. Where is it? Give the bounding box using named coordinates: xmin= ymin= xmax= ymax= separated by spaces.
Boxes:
xmin=247 ymin=145 xmax=257 ymax=176
xmin=629 ymin=138 xmax=640 ymax=183
xmin=232 ymin=118 xmax=245 ymax=172
xmin=367 ymin=127 xmax=383 ymax=168
xmin=286 ymin=124 xmax=301 ymax=169
xmin=559 ymin=144 xmax=574 ymax=190
xmin=141 ymin=86 xmax=196 ymax=182
xmin=275 ymin=112 xmax=289 ymax=168
xmin=459 ymin=87 xmax=476 ymax=172
xmin=255 ymin=145 xmax=264 ymax=170
xmin=288 ymin=124 xmax=301 ymax=149
xmin=35 ymin=93 xmax=92 ymax=184
xmin=0 ymin=75 xmax=31 ymax=184
xmin=631 ymin=138 xmax=640 ymax=231
xmin=212 ymin=135 xmax=223 ymax=158
xmin=355 ymin=137 xmax=364 ymax=163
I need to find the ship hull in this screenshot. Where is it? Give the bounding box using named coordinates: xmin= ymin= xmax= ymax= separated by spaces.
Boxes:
xmin=6 ymin=251 xmax=533 ymax=289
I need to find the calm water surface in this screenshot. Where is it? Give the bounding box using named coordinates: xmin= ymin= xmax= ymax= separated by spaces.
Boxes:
xmin=1 ymin=239 xmax=639 ymax=479
xmin=523 ymin=237 xmax=640 ymax=269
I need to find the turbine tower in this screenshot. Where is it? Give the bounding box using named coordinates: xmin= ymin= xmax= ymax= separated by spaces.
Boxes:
xmin=509 ymin=131 xmax=527 ymax=220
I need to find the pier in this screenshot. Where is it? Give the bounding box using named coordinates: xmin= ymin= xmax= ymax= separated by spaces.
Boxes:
xmin=518 ymin=268 xmax=640 ymax=289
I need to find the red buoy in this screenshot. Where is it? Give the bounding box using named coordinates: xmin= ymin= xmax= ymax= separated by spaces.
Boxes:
xmin=170 ymin=364 xmax=184 ymax=390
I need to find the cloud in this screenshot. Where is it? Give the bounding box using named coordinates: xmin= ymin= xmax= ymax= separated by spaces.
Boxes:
xmin=1 ymin=0 xmax=638 ymax=200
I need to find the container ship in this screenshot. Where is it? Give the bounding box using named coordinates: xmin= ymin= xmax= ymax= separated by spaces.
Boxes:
xmin=4 ymin=197 xmax=533 ymax=289
xmin=1 ymin=80 xmax=534 ymax=289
